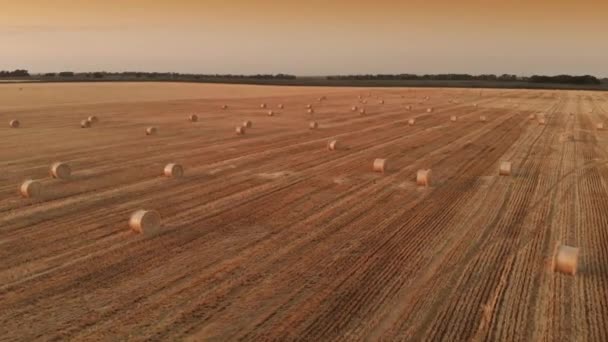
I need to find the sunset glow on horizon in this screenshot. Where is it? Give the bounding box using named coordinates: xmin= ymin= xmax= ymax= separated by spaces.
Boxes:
xmin=1 ymin=0 xmax=607 ymax=76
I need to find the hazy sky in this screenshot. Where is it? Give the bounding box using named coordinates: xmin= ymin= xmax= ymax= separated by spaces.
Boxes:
xmin=1 ymin=0 xmax=606 ymax=76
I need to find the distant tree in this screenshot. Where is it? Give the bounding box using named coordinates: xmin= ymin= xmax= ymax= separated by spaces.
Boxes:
xmin=58 ymin=71 xmax=75 ymax=77
xmin=93 ymin=72 xmax=104 ymax=78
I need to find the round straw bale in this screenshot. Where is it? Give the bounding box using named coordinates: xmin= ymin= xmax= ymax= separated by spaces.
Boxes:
xmin=499 ymin=161 xmax=512 ymax=176
xmin=20 ymin=179 xmax=41 ymax=198
xmin=87 ymin=115 xmax=99 ymax=124
xmin=189 ymin=114 xmax=198 ymax=122
xmin=528 ymin=114 xmax=536 ymax=120
xmin=129 ymin=210 xmax=161 ymax=234
xmin=480 ymin=115 xmax=487 ymax=122
xmin=327 ymin=140 xmax=338 ymax=151
xmin=243 ymin=120 xmax=252 ymax=128
xmin=268 ymin=110 xmax=275 ymax=116
xmin=416 ymin=169 xmax=431 ymax=186
xmin=451 ymin=115 xmax=457 ymax=122
xmin=362 ymin=100 xmax=368 ymax=104
xmin=309 ymin=121 xmax=318 ymax=129
xmin=406 ymin=105 xmax=412 ymax=111
xmin=278 ymin=104 xmax=284 ymax=109
xmin=427 ymin=108 xmax=433 ymax=113
xmin=538 ymin=118 xmax=546 ymax=125
xmin=597 ymin=123 xmax=604 ymax=130
xmin=552 ymin=243 xmax=579 ymax=276
xmin=408 ymin=118 xmax=416 ymax=126
xmin=351 ymin=106 xmax=358 ymax=112
xmin=379 ymin=100 xmax=385 ymax=104
xmin=236 ymin=126 xmax=246 ymax=135
xmin=81 ymin=119 xmax=91 ymax=128
xmin=146 ymin=127 xmax=157 ymax=135
xmin=306 ymin=104 xmax=312 ymax=109
xmin=260 ymin=103 xmax=267 ymax=109
xmin=50 ymin=162 xmax=71 ymax=180
xmin=359 ymin=108 xmax=366 ymax=115
xmin=163 ymin=163 xmax=184 ymax=178
xmin=9 ymin=119 xmax=20 ymax=128
xmin=373 ymin=158 xmax=388 ymax=173
xmin=222 ymin=104 xmax=228 ymax=110
xmin=308 ymin=109 xmax=315 ymax=114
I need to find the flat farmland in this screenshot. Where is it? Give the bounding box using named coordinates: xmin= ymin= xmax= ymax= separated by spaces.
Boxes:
xmin=1 ymin=82 xmax=607 ymax=341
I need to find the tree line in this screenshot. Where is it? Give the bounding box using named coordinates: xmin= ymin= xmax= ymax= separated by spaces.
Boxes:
xmin=0 ymin=69 xmax=30 ymax=77
xmin=39 ymin=71 xmax=296 ymax=80
xmin=327 ymin=73 xmax=602 ymax=85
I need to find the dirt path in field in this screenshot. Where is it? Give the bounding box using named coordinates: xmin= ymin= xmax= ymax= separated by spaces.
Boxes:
xmin=0 ymin=84 xmax=606 ymax=341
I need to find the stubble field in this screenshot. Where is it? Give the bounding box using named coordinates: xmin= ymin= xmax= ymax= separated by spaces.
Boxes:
xmin=1 ymin=82 xmax=607 ymax=341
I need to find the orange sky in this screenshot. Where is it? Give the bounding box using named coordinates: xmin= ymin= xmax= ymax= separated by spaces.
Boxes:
xmin=1 ymin=0 xmax=607 ymax=76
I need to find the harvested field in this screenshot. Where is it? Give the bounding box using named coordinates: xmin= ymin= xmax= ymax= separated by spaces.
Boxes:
xmin=1 ymin=82 xmax=608 ymax=341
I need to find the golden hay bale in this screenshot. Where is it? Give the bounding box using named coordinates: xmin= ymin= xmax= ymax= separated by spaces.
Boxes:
xmin=408 ymin=118 xmax=416 ymax=126
xmin=406 ymin=105 xmax=412 ymax=111
xmin=480 ymin=115 xmax=487 ymax=122
xmin=222 ymin=104 xmax=228 ymax=110
xmin=451 ymin=115 xmax=458 ymax=122
xmin=9 ymin=119 xmax=20 ymax=128
xmin=243 ymin=120 xmax=252 ymax=128
xmin=189 ymin=114 xmax=198 ymax=122
xmin=359 ymin=108 xmax=366 ymax=115
xmin=260 ymin=103 xmax=267 ymax=109
xmin=416 ymin=169 xmax=431 ymax=186
xmin=20 ymin=179 xmax=41 ymax=198
xmin=146 ymin=127 xmax=158 ymax=135
xmin=362 ymin=100 xmax=368 ymax=104
xmin=80 ymin=119 xmax=91 ymax=128
xmin=306 ymin=104 xmax=313 ymax=109
xmin=351 ymin=106 xmax=358 ymax=112
xmin=87 ymin=115 xmax=99 ymax=124
xmin=327 ymin=140 xmax=338 ymax=151
xmin=373 ymin=158 xmax=388 ymax=173
xmin=129 ymin=210 xmax=161 ymax=234
xmin=50 ymin=162 xmax=71 ymax=180
xmin=427 ymin=108 xmax=433 ymax=113
xmin=474 ymin=104 xmax=478 ymax=108
xmin=499 ymin=161 xmax=512 ymax=176
xmin=308 ymin=109 xmax=315 ymax=114
xmin=278 ymin=104 xmax=284 ymax=109
xmin=597 ymin=123 xmax=604 ymax=130
xmin=552 ymin=243 xmax=579 ymax=276
xmin=163 ymin=163 xmax=184 ymax=178
xmin=309 ymin=121 xmax=318 ymax=129
xmin=268 ymin=110 xmax=275 ymax=116
xmin=236 ymin=126 xmax=246 ymax=135
xmin=538 ymin=118 xmax=546 ymax=125
xmin=379 ymin=100 xmax=385 ymax=104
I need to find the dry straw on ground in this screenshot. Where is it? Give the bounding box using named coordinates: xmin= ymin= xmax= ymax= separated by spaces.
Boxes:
xmin=416 ymin=169 xmax=431 ymax=186
xmin=373 ymin=158 xmax=388 ymax=173
xmin=552 ymin=243 xmax=579 ymax=276
xmin=20 ymin=179 xmax=41 ymax=198
xmin=163 ymin=163 xmax=184 ymax=178
xmin=50 ymin=162 xmax=71 ymax=180
xmin=499 ymin=161 xmax=512 ymax=176
xmin=129 ymin=210 xmax=161 ymax=234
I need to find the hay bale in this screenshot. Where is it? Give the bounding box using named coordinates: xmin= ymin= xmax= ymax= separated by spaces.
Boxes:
xmin=406 ymin=105 xmax=412 ymax=111
xmin=538 ymin=118 xmax=546 ymax=125
xmin=20 ymin=179 xmax=41 ymax=198
xmin=408 ymin=118 xmax=415 ymax=126
xmin=362 ymin=100 xmax=368 ymax=104
xmin=9 ymin=119 xmax=20 ymax=128
xmin=50 ymin=162 xmax=71 ymax=180
xmin=308 ymin=109 xmax=315 ymax=114
xmin=146 ymin=127 xmax=158 ymax=135
xmin=373 ymin=158 xmax=388 ymax=173
xmin=480 ymin=115 xmax=487 ymax=122
xmin=260 ymin=103 xmax=267 ymax=109
xmin=236 ymin=126 xmax=246 ymax=135
xmin=351 ymin=106 xmax=358 ymax=112
xmin=87 ymin=115 xmax=99 ymax=124
xmin=327 ymin=140 xmax=338 ymax=151
xmin=309 ymin=121 xmax=318 ymax=129
xmin=306 ymin=104 xmax=313 ymax=109
xmin=189 ymin=114 xmax=198 ymax=122
xmin=278 ymin=104 xmax=284 ymax=109
xmin=359 ymin=108 xmax=366 ymax=115
xmin=529 ymin=114 xmax=536 ymax=120
xmin=268 ymin=110 xmax=275 ymax=116
xmin=597 ymin=123 xmax=604 ymax=130
xmin=243 ymin=120 xmax=252 ymax=128
xmin=80 ymin=119 xmax=91 ymax=128
xmin=499 ymin=161 xmax=512 ymax=176
xmin=379 ymin=100 xmax=385 ymax=104
xmin=552 ymin=243 xmax=579 ymax=276
xmin=163 ymin=163 xmax=184 ymax=178
xmin=222 ymin=104 xmax=228 ymax=110
xmin=129 ymin=209 xmax=162 ymax=234
xmin=451 ymin=115 xmax=457 ymax=122
xmin=416 ymin=169 xmax=431 ymax=186
xmin=427 ymin=108 xmax=433 ymax=113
